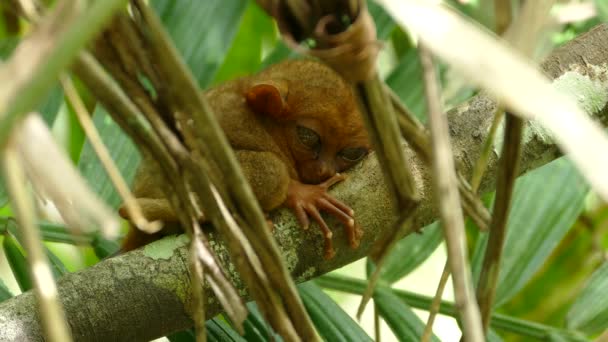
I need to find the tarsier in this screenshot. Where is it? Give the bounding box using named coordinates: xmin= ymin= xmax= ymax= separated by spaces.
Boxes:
xmin=120 ymin=60 xmax=370 ymax=259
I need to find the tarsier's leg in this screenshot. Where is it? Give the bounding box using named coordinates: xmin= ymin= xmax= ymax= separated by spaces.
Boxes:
xmin=118 ymin=198 xmax=183 ymax=252
xmin=119 ymin=198 xmax=178 ymax=222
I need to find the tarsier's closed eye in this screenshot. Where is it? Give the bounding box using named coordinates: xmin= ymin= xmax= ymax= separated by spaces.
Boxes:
xmin=338 ymin=147 xmax=368 ymax=162
xmin=296 ymin=125 xmax=321 ymax=150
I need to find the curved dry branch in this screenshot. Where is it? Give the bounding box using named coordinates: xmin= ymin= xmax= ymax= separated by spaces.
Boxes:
xmin=0 ymin=23 xmax=607 ymax=342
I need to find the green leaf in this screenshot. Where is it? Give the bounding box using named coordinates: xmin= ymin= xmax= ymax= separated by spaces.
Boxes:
xmin=78 ymin=106 xmax=140 ymax=209
xmin=374 ymin=285 xmax=440 ymax=342
xmin=260 ymin=41 xmax=299 ymax=69
xmin=385 ymin=49 xmax=427 ymax=121
xmin=0 ymin=36 xmax=18 ymax=59
xmin=167 ymin=318 xmax=248 ymax=342
xmin=167 ymin=329 xmax=195 ymax=342
xmin=299 ymin=281 xmax=372 ymax=342
xmin=2 ymin=233 xmax=32 ymax=292
xmin=566 ymin=262 xmax=608 ymax=334
xmin=0 ymin=176 xmax=8 ymax=208
xmin=2 ymin=219 xmax=92 ymax=245
xmin=0 ymin=278 xmax=13 ymax=302
xmin=36 ymin=221 xmax=92 ymax=245
xmin=488 ymin=329 xmax=504 ymax=342
xmin=318 ymin=274 xmax=588 ymax=341
xmin=472 ymin=158 xmax=589 ymax=306
xmin=241 ymin=303 xmax=283 ymax=342
xmin=378 ymin=222 xmax=442 ymax=283
xmin=369 ymin=1 xmax=395 ymax=40
xmin=390 ymin=28 xmax=414 ymax=60
xmin=207 ymin=318 xmax=247 ymax=342
xmin=153 ymin=0 xmax=248 ymax=88
xmin=91 ymin=234 xmax=120 ymax=259
xmin=62 ymin=99 xmax=86 ymax=162
xmin=44 ymin=246 xmax=69 ymax=278
xmin=212 ymin=2 xmax=276 ymax=84
xmin=40 ymin=85 xmax=64 ymax=126
xmin=595 ymin=0 xmax=608 ymax=21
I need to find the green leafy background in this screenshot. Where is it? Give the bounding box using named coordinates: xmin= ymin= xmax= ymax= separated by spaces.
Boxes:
xmin=0 ymin=1 xmax=607 ymax=341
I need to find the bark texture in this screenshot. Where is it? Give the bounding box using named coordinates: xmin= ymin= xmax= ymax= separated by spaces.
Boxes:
xmin=0 ymin=24 xmax=607 ymax=342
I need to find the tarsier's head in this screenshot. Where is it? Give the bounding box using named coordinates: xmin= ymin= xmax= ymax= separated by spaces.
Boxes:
xmin=246 ymin=60 xmax=371 ymax=184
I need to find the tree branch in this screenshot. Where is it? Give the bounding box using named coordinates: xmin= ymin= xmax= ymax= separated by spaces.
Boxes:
xmin=0 ymin=23 xmax=607 ymax=342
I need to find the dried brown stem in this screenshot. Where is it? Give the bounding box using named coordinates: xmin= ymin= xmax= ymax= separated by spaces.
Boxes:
xmin=419 ymin=44 xmax=483 ymax=342
xmin=421 ymin=261 xmax=450 ymax=342
xmin=476 ymin=113 xmax=524 ymax=333
xmin=470 ymin=108 xmax=505 ymax=193
xmin=494 ymin=0 xmax=512 ymax=35
xmin=61 ymin=75 xmax=161 ymax=234
xmin=2 ymin=125 xmax=72 ymax=342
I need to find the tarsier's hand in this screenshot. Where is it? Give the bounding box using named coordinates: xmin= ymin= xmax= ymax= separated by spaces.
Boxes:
xmin=285 ymin=174 xmax=363 ymax=259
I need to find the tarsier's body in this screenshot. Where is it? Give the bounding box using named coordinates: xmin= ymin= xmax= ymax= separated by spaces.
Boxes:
xmin=121 ymin=60 xmax=370 ymax=259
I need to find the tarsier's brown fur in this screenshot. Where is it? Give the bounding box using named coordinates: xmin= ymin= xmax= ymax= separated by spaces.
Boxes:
xmin=120 ymin=60 xmax=370 ymax=259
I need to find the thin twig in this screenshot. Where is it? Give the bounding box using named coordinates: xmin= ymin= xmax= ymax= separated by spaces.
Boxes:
xmin=2 ymin=134 xmax=73 ymax=342
xmin=419 ymin=44 xmax=484 ymax=342
xmin=357 ymin=215 xmax=414 ymax=318
xmin=374 ymin=302 xmax=381 ymax=342
xmin=494 ymin=0 xmax=512 ymax=35
xmin=421 ymin=260 xmax=450 ymax=342
xmin=475 ymin=113 xmax=523 ymax=332
xmin=475 ymin=1 xmax=554 ymax=333
xmin=112 ymin=2 xmax=314 ymax=339
xmin=189 ymin=235 xmax=206 ymax=342
xmin=470 ymin=108 xmax=505 ymax=193
xmin=74 ymin=45 xmax=250 ymax=339
xmin=60 ymin=75 xmax=161 ymax=234
xmin=358 ymin=75 xmax=419 ymax=209
xmin=353 ymin=78 xmax=421 ymax=310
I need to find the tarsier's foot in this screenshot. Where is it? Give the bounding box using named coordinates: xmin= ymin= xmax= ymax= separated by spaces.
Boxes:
xmin=285 ymin=173 xmax=362 ymax=259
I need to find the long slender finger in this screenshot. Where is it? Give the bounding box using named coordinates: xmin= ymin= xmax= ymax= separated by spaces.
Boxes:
xmin=322 ymin=201 xmax=358 ymax=249
xmin=317 ymin=198 xmax=354 ymax=228
xmin=323 ymin=194 xmax=354 ymax=216
xmin=346 ymin=222 xmax=363 ymax=249
xmin=322 ymin=173 xmax=346 ymax=188
xmin=293 ymin=204 xmax=310 ymax=230
xmin=306 ymin=206 xmax=335 ymax=259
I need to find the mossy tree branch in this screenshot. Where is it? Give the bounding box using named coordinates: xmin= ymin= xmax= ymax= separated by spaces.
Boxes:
xmin=0 ymin=23 xmax=606 ymax=342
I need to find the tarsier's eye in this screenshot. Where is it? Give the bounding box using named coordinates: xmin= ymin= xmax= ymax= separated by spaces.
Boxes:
xmin=296 ymin=125 xmax=321 ymax=150
xmin=338 ymin=147 xmax=368 ymax=162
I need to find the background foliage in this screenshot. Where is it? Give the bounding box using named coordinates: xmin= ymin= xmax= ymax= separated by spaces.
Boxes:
xmin=0 ymin=0 xmax=607 ymax=341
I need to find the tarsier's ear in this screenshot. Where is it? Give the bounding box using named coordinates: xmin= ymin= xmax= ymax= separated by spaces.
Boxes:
xmin=245 ymin=81 xmax=290 ymax=119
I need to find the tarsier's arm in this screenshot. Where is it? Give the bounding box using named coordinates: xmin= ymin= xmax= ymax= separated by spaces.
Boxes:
xmin=120 ymin=151 xmax=357 ymax=259
xmin=236 ymin=150 xmax=360 ymax=259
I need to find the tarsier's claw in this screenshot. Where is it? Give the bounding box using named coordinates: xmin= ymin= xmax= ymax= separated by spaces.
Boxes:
xmin=324 ymin=244 xmax=336 ymax=260
xmin=347 ymin=223 xmax=364 ymax=249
